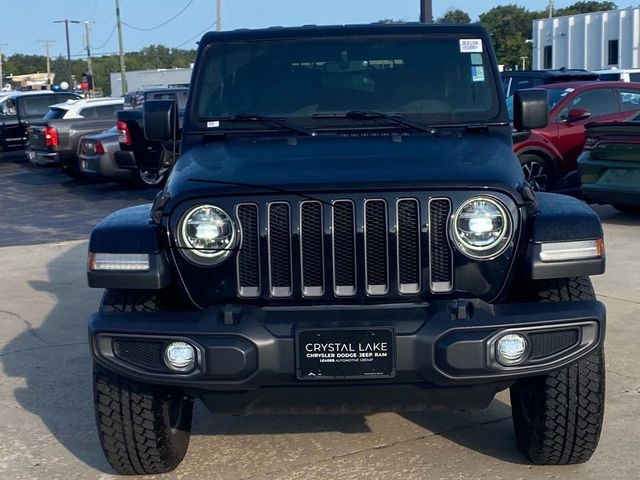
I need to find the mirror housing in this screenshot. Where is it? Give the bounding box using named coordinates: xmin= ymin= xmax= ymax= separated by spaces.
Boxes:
xmin=567 ymin=108 xmax=591 ymax=123
xmin=143 ymin=99 xmax=177 ymax=141
xmin=513 ymin=89 xmax=549 ymax=131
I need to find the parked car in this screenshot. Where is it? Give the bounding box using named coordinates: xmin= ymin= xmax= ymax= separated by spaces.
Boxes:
xmin=114 ymin=87 xmax=188 ymax=186
xmin=0 ymin=91 xmax=80 ymax=152
xmin=26 ymin=97 xmax=123 ymax=177
xmin=87 ymin=23 xmax=606 ymax=475
xmin=501 ymin=69 xmax=599 ymax=98
xmin=579 ymin=111 xmax=640 ymax=213
xmin=511 ymin=81 xmax=640 ymax=191
xmin=78 ymin=127 xmax=130 ymax=182
xmin=596 ymin=68 xmax=640 ymax=82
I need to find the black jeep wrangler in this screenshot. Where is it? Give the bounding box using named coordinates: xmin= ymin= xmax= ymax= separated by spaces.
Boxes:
xmin=87 ymin=24 xmax=607 ymax=475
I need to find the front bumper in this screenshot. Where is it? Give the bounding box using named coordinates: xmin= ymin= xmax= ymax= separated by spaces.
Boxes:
xmin=90 ymin=299 xmax=605 ymax=391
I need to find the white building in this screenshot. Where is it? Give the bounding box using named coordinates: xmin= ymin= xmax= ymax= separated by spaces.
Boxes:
xmin=532 ymin=7 xmax=640 ymax=71
xmin=110 ymin=67 xmax=192 ymax=97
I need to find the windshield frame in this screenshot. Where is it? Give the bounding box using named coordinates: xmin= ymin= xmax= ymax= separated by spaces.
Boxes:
xmin=188 ymin=33 xmax=507 ymax=134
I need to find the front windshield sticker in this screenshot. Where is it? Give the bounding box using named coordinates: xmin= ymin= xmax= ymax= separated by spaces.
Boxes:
xmin=470 ymin=53 xmax=483 ymax=65
xmin=472 ymin=65 xmax=486 ymax=82
xmin=460 ymin=39 xmax=483 ymax=53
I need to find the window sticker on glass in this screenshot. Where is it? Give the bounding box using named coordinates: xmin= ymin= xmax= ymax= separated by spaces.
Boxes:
xmin=460 ymin=39 xmax=483 ymax=53
xmin=471 ymin=65 xmax=486 ymax=82
xmin=470 ymin=53 xmax=483 ymax=65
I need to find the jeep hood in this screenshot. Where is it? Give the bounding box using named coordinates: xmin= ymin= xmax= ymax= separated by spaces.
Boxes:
xmin=167 ymin=133 xmax=523 ymax=202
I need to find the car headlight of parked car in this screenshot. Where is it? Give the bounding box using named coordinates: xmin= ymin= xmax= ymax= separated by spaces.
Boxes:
xmin=177 ymin=205 xmax=237 ymax=265
xmin=451 ymin=197 xmax=513 ymax=260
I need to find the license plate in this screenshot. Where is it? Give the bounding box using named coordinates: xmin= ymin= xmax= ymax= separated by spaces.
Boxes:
xmin=296 ymin=328 xmax=395 ymax=380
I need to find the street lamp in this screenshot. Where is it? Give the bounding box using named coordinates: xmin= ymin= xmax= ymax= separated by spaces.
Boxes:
xmin=54 ymin=19 xmax=81 ymax=89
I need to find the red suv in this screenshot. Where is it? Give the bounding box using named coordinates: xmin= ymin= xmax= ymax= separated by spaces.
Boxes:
xmin=511 ymin=81 xmax=640 ymax=191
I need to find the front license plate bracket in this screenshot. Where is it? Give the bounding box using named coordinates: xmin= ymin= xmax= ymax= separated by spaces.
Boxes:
xmin=296 ymin=327 xmax=396 ymax=380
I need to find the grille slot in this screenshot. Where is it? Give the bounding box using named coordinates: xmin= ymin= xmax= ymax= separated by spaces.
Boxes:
xmin=397 ymin=199 xmax=421 ymax=294
xmin=429 ymin=198 xmax=453 ymax=293
xmin=529 ymin=330 xmax=580 ymax=360
xmin=300 ymin=201 xmax=325 ymax=297
xmin=236 ymin=204 xmax=260 ymax=297
xmin=113 ymin=339 xmax=166 ymax=371
xmin=268 ymin=202 xmax=292 ymax=297
xmin=332 ymin=200 xmax=357 ymax=296
xmin=364 ymin=199 xmax=389 ymax=295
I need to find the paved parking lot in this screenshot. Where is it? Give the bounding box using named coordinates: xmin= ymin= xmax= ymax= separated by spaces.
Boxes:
xmin=1 ymin=154 xmax=639 ymax=479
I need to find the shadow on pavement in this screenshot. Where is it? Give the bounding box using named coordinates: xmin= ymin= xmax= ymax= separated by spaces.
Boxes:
xmin=2 ymin=242 xmax=528 ymax=476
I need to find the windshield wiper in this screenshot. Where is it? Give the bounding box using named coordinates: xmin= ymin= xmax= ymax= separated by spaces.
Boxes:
xmin=313 ymin=111 xmax=436 ymax=134
xmin=204 ymin=114 xmax=316 ymax=137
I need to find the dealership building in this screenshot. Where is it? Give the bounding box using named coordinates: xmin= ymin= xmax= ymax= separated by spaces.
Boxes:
xmin=532 ymin=7 xmax=640 ymax=71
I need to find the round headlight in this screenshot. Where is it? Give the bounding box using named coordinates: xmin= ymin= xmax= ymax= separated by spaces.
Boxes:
xmin=178 ymin=205 xmax=236 ymax=265
xmin=452 ymin=197 xmax=512 ymax=259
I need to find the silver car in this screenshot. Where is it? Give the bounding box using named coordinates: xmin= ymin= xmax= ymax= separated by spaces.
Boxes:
xmin=79 ymin=127 xmax=132 ymax=182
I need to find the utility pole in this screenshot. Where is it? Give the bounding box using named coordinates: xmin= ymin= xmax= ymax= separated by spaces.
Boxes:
xmin=84 ymin=21 xmax=95 ymax=96
xmin=549 ymin=0 xmax=554 ymax=18
xmin=216 ymin=0 xmax=222 ymax=31
xmin=0 ymin=43 xmax=8 ymax=90
xmin=420 ymin=0 xmax=433 ymax=24
xmin=38 ymin=40 xmax=55 ymax=89
xmin=54 ymin=19 xmax=81 ymax=89
xmin=115 ymin=0 xmax=127 ymax=95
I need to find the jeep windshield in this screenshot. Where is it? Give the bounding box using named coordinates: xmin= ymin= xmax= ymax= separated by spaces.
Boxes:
xmin=192 ymin=35 xmax=502 ymax=132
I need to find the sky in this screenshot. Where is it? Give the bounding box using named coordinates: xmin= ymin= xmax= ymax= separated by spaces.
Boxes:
xmin=0 ymin=0 xmax=582 ymax=58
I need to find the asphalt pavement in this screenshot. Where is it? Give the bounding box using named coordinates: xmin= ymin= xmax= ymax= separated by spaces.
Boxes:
xmin=1 ymin=155 xmax=639 ymax=479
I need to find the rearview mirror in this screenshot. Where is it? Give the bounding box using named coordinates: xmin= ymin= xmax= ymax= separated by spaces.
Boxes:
xmin=567 ymin=108 xmax=591 ymax=123
xmin=513 ymin=89 xmax=549 ymax=131
xmin=143 ymin=99 xmax=177 ymax=141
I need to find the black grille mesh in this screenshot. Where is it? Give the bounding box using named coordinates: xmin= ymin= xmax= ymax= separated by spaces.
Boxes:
xmin=397 ymin=200 xmax=421 ymax=286
xmin=365 ymin=200 xmax=388 ymax=289
xmin=269 ymin=203 xmax=292 ymax=289
xmin=529 ymin=330 xmax=579 ymax=359
xmin=333 ymin=201 xmax=356 ymax=289
xmin=237 ymin=204 xmax=260 ymax=290
xmin=301 ymin=201 xmax=324 ymax=289
xmin=429 ymin=199 xmax=452 ymax=285
xmin=113 ymin=339 xmax=166 ymax=371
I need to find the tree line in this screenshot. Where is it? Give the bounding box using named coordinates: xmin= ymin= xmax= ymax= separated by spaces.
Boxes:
xmin=0 ymin=1 xmax=620 ymax=93
xmin=2 ymin=45 xmax=195 ymax=95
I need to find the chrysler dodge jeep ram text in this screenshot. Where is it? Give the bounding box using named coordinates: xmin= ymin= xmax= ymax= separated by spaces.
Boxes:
xmin=87 ymin=24 xmax=607 ymax=475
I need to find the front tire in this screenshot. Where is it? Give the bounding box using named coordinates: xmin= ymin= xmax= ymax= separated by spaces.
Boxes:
xmin=94 ymin=289 xmax=193 ymax=475
xmin=510 ymin=277 xmax=605 ymax=465
xmin=93 ymin=364 xmax=193 ymax=475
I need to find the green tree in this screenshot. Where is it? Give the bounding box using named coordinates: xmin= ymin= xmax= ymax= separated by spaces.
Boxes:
xmin=436 ymin=9 xmax=472 ymax=24
xmin=480 ymin=5 xmax=535 ymax=69
xmin=555 ymin=1 xmax=617 ymax=16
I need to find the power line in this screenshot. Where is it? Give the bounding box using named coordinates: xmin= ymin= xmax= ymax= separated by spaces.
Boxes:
xmin=93 ymin=24 xmax=117 ymax=51
xmin=123 ymin=0 xmax=195 ymax=31
xmin=175 ymin=20 xmax=216 ymax=48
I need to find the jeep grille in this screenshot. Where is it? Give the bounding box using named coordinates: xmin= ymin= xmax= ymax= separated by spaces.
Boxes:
xmin=235 ymin=195 xmax=454 ymax=299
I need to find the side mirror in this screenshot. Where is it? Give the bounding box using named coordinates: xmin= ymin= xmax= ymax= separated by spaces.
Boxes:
xmin=513 ymin=88 xmax=549 ymax=131
xmin=143 ymin=99 xmax=177 ymax=141
xmin=567 ymin=108 xmax=591 ymax=123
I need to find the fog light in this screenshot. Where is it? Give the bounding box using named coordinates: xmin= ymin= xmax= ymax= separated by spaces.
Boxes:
xmin=164 ymin=341 xmax=196 ymax=371
xmin=496 ymin=333 xmax=528 ymax=366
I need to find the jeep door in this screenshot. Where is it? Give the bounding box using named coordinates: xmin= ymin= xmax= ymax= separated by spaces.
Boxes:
xmin=550 ymin=86 xmax=621 ymax=169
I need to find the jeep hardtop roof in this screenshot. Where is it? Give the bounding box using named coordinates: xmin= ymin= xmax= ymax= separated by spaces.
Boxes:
xmin=198 ymin=22 xmax=492 ymax=44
